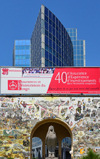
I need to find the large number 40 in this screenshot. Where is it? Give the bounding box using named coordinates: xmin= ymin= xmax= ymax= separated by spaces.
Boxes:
xmin=55 ymin=72 xmax=67 ymax=83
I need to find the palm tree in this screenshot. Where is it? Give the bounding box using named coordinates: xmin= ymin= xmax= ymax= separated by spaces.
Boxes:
xmin=81 ymin=149 xmax=100 ymax=159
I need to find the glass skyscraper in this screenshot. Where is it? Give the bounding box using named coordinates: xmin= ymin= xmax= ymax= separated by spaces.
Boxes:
xmin=31 ymin=5 xmax=73 ymax=67
xmin=13 ymin=6 xmax=85 ymax=67
xmin=66 ymin=28 xmax=85 ymax=66
xmin=13 ymin=40 xmax=31 ymax=67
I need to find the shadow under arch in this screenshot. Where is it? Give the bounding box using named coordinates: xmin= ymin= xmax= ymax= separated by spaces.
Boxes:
xmin=30 ymin=118 xmax=73 ymax=159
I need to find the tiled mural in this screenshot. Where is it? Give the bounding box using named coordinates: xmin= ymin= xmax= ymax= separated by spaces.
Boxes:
xmin=0 ymin=97 xmax=100 ymax=158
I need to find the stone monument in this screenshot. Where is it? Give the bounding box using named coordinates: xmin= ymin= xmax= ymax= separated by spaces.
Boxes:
xmin=45 ymin=125 xmax=58 ymax=159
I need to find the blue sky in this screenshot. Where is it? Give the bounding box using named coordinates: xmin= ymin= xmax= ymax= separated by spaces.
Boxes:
xmin=0 ymin=0 xmax=100 ymax=66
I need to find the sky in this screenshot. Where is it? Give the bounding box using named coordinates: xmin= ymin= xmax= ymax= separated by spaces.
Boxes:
xmin=0 ymin=0 xmax=100 ymax=66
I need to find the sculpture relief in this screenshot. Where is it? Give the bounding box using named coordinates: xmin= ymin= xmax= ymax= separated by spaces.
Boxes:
xmin=46 ymin=125 xmax=58 ymax=159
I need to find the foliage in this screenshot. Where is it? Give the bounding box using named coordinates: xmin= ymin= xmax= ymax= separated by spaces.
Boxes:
xmin=80 ymin=149 xmax=100 ymax=159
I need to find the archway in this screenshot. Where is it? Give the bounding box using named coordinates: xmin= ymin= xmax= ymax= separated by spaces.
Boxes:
xmin=30 ymin=118 xmax=73 ymax=159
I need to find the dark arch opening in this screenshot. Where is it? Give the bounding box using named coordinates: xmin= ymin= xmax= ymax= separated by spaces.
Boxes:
xmin=32 ymin=137 xmax=42 ymax=159
xmin=61 ymin=137 xmax=71 ymax=159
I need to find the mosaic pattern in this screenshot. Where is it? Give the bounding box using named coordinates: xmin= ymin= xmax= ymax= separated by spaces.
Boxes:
xmin=0 ymin=97 xmax=100 ymax=158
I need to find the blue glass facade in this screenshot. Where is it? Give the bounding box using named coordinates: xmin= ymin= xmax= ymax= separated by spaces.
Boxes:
xmin=13 ymin=6 xmax=85 ymax=67
xmin=31 ymin=5 xmax=73 ymax=67
xmin=66 ymin=28 xmax=85 ymax=66
xmin=13 ymin=40 xmax=31 ymax=67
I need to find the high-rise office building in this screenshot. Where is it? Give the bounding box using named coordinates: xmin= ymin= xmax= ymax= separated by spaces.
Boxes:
xmin=13 ymin=6 xmax=85 ymax=67
xmin=31 ymin=5 xmax=73 ymax=67
xmin=13 ymin=40 xmax=31 ymax=67
xmin=66 ymin=28 xmax=85 ymax=66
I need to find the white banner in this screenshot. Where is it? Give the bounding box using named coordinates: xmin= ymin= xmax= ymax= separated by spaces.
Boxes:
xmin=1 ymin=67 xmax=54 ymax=94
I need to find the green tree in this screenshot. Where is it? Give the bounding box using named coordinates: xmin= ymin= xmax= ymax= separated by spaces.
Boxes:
xmin=81 ymin=149 xmax=100 ymax=159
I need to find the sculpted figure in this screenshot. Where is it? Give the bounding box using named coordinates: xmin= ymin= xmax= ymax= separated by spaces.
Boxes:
xmin=46 ymin=125 xmax=57 ymax=158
